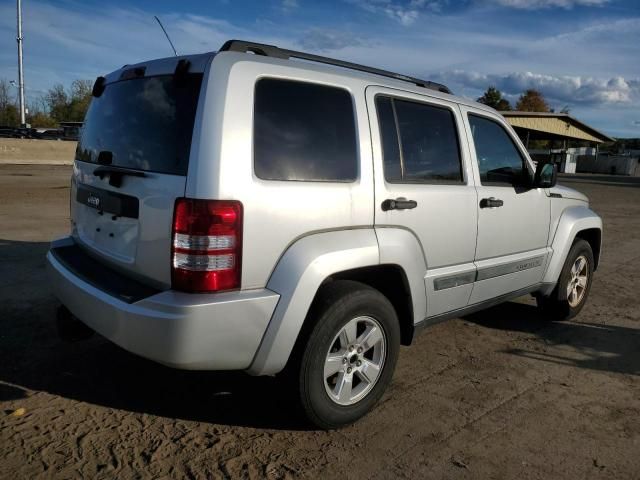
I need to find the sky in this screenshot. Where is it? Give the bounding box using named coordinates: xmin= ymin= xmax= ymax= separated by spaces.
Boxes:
xmin=0 ymin=0 xmax=638 ymax=137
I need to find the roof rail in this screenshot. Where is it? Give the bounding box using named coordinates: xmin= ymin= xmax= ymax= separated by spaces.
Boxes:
xmin=219 ymin=39 xmax=452 ymax=95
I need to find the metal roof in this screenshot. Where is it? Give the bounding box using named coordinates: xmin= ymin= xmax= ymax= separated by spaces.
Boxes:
xmin=500 ymin=111 xmax=614 ymax=143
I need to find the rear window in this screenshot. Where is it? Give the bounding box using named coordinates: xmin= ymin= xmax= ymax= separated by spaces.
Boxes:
xmin=253 ymin=78 xmax=358 ymax=182
xmin=76 ymin=74 xmax=203 ymax=175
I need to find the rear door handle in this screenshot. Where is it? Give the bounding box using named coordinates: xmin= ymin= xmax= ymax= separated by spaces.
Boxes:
xmin=480 ymin=197 xmax=504 ymax=208
xmin=382 ymin=198 xmax=418 ymax=211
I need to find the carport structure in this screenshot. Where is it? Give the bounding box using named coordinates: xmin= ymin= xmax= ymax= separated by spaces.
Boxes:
xmin=500 ymin=111 xmax=614 ymax=173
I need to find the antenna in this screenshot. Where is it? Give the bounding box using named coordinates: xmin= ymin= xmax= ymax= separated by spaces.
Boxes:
xmin=154 ymin=15 xmax=178 ymax=57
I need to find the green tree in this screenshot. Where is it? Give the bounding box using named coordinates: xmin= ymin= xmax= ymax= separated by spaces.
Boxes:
xmin=25 ymin=95 xmax=54 ymax=127
xmin=67 ymin=79 xmax=92 ymax=121
xmin=45 ymin=80 xmax=92 ymax=122
xmin=45 ymin=83 xmax=70 ymax=122
xmin=0 ymin=79 xmax=20 ymax=126
xmin=477 ymin=86 xmax=511 ymax=111
xmin=515 ymin=89 xmax=550 ymax=112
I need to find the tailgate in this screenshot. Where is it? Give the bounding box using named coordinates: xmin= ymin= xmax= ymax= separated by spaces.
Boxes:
xmin=71 ymin=163 xmax=185 ymax=288
xmin=70 ymin=61 xmax=205 ymax=289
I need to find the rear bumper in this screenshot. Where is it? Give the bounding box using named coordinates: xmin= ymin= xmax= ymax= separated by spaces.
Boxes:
xmin=46 ymin=237 xmax=280 ymax=370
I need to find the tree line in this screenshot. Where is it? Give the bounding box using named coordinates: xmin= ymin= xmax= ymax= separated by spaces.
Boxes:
xmin=0 ymin=78 xmax=92 ymax=128
xmin=476 ymin=86 xmax=569 ymax=114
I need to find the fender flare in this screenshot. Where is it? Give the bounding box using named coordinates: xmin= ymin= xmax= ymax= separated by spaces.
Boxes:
xmin=542 ymin=205 xmax=602 ymax=289
xmin=375 ymin=227 xmax=428 ymax=325
xmin=248 ymin=229 xmax=380 ymax=376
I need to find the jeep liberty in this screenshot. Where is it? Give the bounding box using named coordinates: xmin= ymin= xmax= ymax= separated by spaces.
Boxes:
xmin=47 ymin=40 xmax=602 ymax=429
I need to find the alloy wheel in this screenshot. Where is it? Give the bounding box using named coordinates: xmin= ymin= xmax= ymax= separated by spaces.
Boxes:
xmin=567 ymin=254 xmax=589 ymax=308
xmin=323 ymin=316 xmax=386 ymax=406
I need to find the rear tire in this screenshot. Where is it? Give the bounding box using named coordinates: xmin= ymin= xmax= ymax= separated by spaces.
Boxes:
xmin=537 ymin=239 xmax=594 ymax=321
xmin=297 ymin=280 xmax=400 ymax=430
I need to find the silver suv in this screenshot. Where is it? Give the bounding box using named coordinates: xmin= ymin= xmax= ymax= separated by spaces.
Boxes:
xmin=47 ymin=40 xmax=602 ymax=429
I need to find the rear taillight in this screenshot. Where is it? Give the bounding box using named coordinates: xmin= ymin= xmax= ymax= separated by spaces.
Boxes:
xmin=171 ymin=198 xmax=243 ymax=292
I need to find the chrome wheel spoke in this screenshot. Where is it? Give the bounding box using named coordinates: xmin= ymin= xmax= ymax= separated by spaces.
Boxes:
xmin=566 ymin=281 xmax=574 ymax=298
xmin=358 ymin=325 xmax=383 ymax=352
xmin=567 ymin=255 xmax=588 ymax=308
xmin=357 ymin=359 xmax=380 ymax=385
xmin=334 ymin=372 xmax=353 ymax=403
xmin=338 ymin=321 xmax=357 ymax=349
xmin=324 ymin=353 xmax=344 ymax=378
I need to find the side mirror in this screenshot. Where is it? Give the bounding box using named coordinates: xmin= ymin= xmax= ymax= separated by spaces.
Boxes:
xmin=534 ymin=162 xmax=557 ymax=188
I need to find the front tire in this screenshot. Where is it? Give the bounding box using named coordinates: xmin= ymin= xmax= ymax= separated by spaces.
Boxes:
xmin=537 ymin=239 xmax=594 ymax=320
xmin=298 ymin=281 xmax=400 ymax=430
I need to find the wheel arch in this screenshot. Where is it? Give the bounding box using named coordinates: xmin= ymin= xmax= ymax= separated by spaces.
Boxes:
xmin=542 ymin=205 xmax=603 ymax=289
xmin=324 ymin=264 xmax=415 ymax=346
xmin=247 ymin=228 xmax=426 ymax=376
xmin=575 ymin=228 xmax=601 ymax=270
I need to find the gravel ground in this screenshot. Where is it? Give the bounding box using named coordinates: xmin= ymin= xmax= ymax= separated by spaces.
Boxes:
xmin=1 ymin=165 xmax=638 ymax=479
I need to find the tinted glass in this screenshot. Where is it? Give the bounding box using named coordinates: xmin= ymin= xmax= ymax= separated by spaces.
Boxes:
xmin=468 ymin=114 xmax=528 ymax=185
xmin=76 ymin=74 xmax=203 ymax=175
xmin=376 ymin=96 xmax=462 ymax=183
xmin=254 ymin=79 xmax=358 ymax=181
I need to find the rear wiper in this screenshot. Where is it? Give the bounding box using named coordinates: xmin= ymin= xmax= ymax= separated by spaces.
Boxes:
xmin=93 ymin=165 xmax=146 ymax=188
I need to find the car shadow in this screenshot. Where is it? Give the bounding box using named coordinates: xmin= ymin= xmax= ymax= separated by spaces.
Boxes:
xmin=0 ymin=238 xmax=308 ymax=430
xmin=464 ymin=302 xmax=640 ymax=377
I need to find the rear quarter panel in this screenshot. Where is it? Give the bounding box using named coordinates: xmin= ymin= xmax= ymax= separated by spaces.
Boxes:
xmin=187 ymin=53 xmax=375 ymax=289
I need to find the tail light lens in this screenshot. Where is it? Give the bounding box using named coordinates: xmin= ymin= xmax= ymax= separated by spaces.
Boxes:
xmin=171 ymin=198 xmax=243 ymax=292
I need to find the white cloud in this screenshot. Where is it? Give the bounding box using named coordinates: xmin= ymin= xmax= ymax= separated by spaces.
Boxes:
xmin=300 ymin=29 xmax=364 ymax=51
xmin=345 ymin=0 xmax=445 ymax=25
xmin=438 ymin=70 xmax=640 ymax=107
xmin=384 ymin=6 xmax=420 ymax=25
xmin=540 ymin=17 xmax=640 ymax=42
xmin=281 ymin=0 xmax=299 ymax=12
xmin=489 ymin=0 xmax=610 ymax=8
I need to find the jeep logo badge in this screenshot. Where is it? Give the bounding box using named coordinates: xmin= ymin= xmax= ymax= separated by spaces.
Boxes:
xmin=87 ymin=194 xmax=101 ymax=208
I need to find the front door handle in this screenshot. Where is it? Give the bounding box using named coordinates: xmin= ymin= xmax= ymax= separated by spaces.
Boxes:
xmin=480 ymin=197 xmax=504 ymax=208
xmin=382 ymin=198 xmax=418 ymax=211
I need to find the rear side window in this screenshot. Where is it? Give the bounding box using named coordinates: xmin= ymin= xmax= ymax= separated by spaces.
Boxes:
xmin=376 ymin=96 xmax=463 ymax=183
xmin=76 ymin=74 xmax=203 ymax=175
xmin=254 ymin=78 xmax=358 ymax=182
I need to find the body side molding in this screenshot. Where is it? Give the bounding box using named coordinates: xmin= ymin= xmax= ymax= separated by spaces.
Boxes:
xmin=416 ymin=283 xmax=546 ymax=331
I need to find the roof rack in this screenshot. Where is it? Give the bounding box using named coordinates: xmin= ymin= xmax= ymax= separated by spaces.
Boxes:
xmin=219 ymin=40 xmax=452 ymax=95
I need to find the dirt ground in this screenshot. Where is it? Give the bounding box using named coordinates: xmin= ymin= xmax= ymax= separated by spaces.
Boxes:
xmin=1 ymin=165 xmax=638 ymax=479
xmin=0 ymin=139 xmax=75 ymax=165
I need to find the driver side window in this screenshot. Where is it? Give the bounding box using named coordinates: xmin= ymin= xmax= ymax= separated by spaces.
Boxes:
xmin=468 ymin=114 xmax=529 ymax=186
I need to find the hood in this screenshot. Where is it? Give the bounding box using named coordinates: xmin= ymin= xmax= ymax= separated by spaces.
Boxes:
xmin=551 ymin=184 xmax=589 ymax=203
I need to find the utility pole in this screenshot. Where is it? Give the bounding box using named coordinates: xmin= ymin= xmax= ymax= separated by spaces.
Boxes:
xmin=16 ymin=0 xmax=26 ymax=127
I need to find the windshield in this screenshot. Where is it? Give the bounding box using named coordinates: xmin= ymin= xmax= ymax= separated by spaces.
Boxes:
xmin=76 ymin=73 xmax=203 ymax=175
